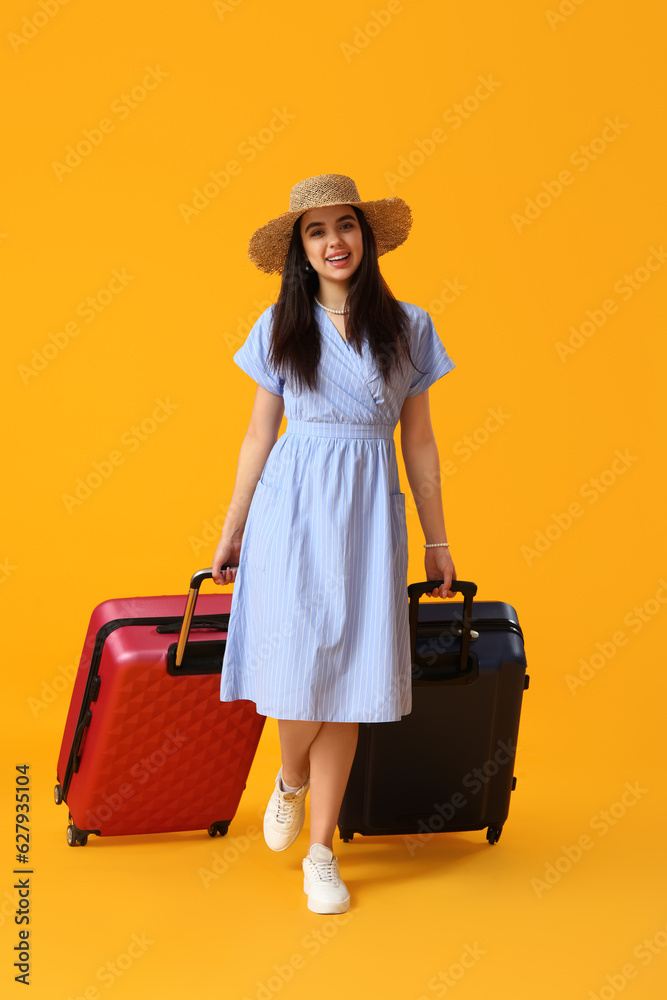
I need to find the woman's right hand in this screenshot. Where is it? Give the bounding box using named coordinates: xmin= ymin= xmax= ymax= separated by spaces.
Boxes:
xmin=211 ymin=535 xmax=242 ymax=585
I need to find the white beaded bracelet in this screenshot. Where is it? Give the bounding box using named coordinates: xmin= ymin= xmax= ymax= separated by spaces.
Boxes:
xmin=424 ymin=542 xmax=450 ymax=548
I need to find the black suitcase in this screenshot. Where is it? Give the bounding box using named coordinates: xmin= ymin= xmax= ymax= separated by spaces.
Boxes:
xmin=337 ymin=580 xmax=529 ymax=846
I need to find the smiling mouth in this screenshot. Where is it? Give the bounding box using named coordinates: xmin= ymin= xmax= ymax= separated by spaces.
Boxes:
xmin=326 ymin=253 xmax=350 ymax=263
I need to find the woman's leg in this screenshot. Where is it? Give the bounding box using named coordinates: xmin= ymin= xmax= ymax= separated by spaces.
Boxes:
xmin=276 ymin=719 xmax=360 ymax=851
xmin=277 ymin=719 xmax=321 ymax=787
xmin=308 ymin=721 xmax=359 ymax=851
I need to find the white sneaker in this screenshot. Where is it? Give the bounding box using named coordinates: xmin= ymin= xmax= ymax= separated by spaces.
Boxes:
xmin=302 ymin=843 xmax=350 ymax=913
xmin=263 ymin=766 xmax=310 ymax=852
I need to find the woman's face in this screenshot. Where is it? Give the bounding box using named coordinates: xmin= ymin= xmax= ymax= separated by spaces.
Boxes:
xmin=299 ymin=204 xmax=363 ymax=284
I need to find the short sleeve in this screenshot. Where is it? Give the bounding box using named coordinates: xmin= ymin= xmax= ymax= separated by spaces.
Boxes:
xmin=405 ymin=308 xmax=456 ymax=398
xmin=233 ymin=306 xmax=285 ymax=397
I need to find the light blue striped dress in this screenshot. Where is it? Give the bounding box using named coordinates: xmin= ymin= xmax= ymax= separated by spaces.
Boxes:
xmin=219 ymin=300 xmax=456 ymax=722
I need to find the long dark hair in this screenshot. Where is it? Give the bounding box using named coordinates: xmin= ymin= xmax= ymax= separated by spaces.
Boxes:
xmin=266 ymin=206 xmax=425 ymax=394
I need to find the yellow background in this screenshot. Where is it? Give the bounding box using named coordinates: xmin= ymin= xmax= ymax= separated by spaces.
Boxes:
xmin=1 ymin=0 xmax=666 ymax=996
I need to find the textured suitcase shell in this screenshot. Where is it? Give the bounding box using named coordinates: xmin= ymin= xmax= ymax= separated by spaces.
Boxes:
xmin=56 ymin=592 xmax=265 ymax=842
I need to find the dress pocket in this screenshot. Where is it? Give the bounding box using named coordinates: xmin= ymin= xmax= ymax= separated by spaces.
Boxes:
xmin=246 ymin=479 xmax=285 ymax=572
xmin=389 ymin=491 xmax=409 ymax=581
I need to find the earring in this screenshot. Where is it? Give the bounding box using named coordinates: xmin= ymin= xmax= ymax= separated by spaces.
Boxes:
xmin=302 ymin=259 xmax=313 ymax=272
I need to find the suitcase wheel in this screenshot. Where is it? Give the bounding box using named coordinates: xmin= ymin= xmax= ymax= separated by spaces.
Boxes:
xmin=66 ymin=824 xmax=88 ymax=847
xmin=207 ymin=821 xmax=230 ymax=838
xmin=486 ymin=825 xmax=502 ymax=845
xmin=54 ymin=783 xmax=63 ymax=806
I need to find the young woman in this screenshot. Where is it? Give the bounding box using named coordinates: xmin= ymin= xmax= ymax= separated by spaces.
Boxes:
xmin=211 ymin=174 xmax=458 ymax=914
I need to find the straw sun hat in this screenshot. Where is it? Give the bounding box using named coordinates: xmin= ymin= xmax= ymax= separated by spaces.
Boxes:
xmin=247 ymin=173 xmax=413 ymax=275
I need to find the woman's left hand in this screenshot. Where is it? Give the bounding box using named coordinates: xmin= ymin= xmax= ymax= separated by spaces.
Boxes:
xmin=424 ymin=546 xmax=457 ymax=599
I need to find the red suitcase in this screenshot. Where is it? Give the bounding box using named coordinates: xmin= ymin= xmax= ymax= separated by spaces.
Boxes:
xmin=55 ymin=569 xmax=265 ymax=846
